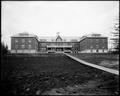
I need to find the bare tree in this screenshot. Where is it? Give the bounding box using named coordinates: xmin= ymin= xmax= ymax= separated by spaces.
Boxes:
xmin=1 ymin=42 xmax=8 ymax=55
xmin=110 ymin=18 xmax=119 ymax=53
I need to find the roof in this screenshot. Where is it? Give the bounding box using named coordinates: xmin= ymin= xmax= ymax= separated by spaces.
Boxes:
xmin=11 ymin=32 xmax=108 ymax=42
xmin=79 ymin=33 xmax=108 ymax=42
xmin=38 ymin=36 xmax=80 ymax=42
xmin=11 ymin=32 xmax=38 ymax=38
xmin=56 ymin=35 xmax=62 ymax=41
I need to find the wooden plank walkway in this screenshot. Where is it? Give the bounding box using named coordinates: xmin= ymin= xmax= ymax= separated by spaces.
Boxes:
xmin=64 ymin=53 xmax=119 ymax=75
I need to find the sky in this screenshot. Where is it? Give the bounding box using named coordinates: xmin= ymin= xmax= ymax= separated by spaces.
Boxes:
xmin=1 ymin=1 xmax=119 ymax=49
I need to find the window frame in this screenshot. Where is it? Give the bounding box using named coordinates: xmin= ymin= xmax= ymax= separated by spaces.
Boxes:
xmin=21 ymin=44 xmax=25 ymax=48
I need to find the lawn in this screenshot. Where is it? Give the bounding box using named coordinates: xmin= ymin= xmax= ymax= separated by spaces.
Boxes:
xmin=1 ymin=53 xmax=119 ymax=95
xmin=70 ymin=53 xmax=119 ymax=70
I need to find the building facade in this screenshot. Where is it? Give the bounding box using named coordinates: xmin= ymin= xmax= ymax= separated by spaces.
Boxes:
xmin=11 ymin=33 xmax=39 ymax=53
xmin=38 ymin=34 xmax=78 ymax=53
xmin=11 ymin=32 xmax=108 ymax=53
xmin=79 ymin=34 xmax=108 ymax=53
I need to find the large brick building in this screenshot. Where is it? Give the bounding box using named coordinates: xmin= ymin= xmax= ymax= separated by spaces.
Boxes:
xmin=11 ymin=32 xmax=108 ymax=53
xmin=79 ymin=34 xmax=108 ymax=53
xmin=11 ymin=33 xmax=39 ymax=53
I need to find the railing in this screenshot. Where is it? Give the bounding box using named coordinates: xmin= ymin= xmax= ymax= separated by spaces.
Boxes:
xmin=47 ymin=45 xmax=72 ymax=47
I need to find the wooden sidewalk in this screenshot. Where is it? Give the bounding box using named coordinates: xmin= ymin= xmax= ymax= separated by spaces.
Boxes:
xmin=64 ymin=53 xmax=119 ymax=75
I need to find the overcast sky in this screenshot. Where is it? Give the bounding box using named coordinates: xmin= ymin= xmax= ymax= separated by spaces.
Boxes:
xmin=1 ymin=1 xmax=119 ymax=49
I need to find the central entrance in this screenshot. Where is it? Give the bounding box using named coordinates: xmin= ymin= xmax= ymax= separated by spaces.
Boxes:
xmin=47 ymin=47 xmax=72 ymax=53
xmin=56 ymin=48 xmax=63 ymax=51
xmin=46 ymin=33 xmax=73 ymax=53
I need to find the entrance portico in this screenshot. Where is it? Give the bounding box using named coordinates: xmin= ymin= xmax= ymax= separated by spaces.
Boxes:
xmin=47 ymin=33 xmax=73 ymax=53
xmin=47 ymin=45 xmax=72 ymax=53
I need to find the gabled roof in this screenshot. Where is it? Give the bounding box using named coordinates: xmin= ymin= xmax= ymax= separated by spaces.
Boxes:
xmin=56 ymin=35 xmax=62 ymax=41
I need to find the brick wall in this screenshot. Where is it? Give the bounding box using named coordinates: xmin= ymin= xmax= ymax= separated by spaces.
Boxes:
xmin=11 ymin=37 xmax=38 ymax=53
xmin=79 ymin=37 xmax=108 ymax=53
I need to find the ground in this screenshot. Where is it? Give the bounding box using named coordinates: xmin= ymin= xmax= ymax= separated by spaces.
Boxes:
xmin=70 ymin=53 xmax=119 ymax=70
xmin=1 ymin=53 xmax=119 ymax=95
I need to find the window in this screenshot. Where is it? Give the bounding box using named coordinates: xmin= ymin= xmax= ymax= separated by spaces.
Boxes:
xmin=15 ymin=45 xmax=18 ymax=49
xmin=28 ymin=45 xmax=32 ymax=49
xmin=90 ymin=39 xmax=92 ymax=42
xmin=90 ymin=46 xmax=93 ymax=48
xmin=96 ymin=39 xmax=99 ymax=43
xmin=15 ymin=39 xmax=18 ymax=43
xmin=96 ymin=39 xmax=98 ymax=41
xmin=41 ymin=43 xmax=46 ymax=46
xmin=28 ymin=39 xmax=31 ymax=43
xmin=102 ymin=39 xmax=105 ymax=42
xmin=96 ymin=45 xmax=99 ymax=48
xmin=41 ymin=48 xmax=46 ymax=51
xmin=22 ymin=39 xmax=25 ymax=43
xmin=21 ymin=45 xmax=25 ymax=48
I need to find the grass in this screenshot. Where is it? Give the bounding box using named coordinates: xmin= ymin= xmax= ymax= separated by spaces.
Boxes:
xmin=1 ymin=53 xmax=119 ymax=95
xmin=70 ymin=53 xmax=119 ymax=70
